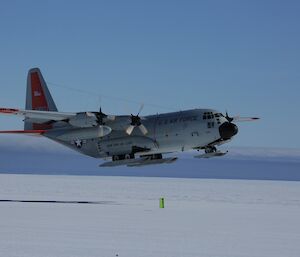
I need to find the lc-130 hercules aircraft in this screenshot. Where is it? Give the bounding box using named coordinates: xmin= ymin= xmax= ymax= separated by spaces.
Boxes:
xmin=0 ymin=68 xmax=259 ymax=167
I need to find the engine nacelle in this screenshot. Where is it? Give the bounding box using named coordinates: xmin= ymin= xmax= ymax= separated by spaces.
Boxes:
xmin=57 ymin=126 xmax=112 ymax=141
xmin=68 ymin=112 xmax=97 ymax=128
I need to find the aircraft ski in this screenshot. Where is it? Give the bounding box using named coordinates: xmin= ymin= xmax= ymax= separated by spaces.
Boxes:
xmin=0 ymin=68 xmax=260 ymax=167
xmin=100 ymin=156 xmax=178 ymax=167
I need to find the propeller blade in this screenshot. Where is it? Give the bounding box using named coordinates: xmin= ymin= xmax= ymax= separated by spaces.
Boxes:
xmin=93 ymin=107 xmax=116 ymax=124
xmin=225 ymin=111 xmax=233 ymax=122
xmin=126 ymin=125 xmax=135 ymax=135
xmin=125 ymin=104 xmax=146 ymax=135
xmin=137 ymin=103 xmax=144 ymax=115
xmin=232 ymin=116 xmax=260 ymax=122
xmin=139 ymin=124 xmax=148 ymax=135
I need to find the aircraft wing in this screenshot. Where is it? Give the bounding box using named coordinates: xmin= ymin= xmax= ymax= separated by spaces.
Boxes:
xmin=0 ymin=108 xmax=146 ymax=133
xmin=0 ymin=108 xmax=76 ymax=122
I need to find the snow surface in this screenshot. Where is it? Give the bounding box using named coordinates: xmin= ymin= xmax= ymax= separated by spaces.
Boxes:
xmin=0 ymin=174 xmax=300 ymax=257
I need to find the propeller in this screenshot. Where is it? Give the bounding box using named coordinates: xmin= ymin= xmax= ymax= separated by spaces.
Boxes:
xmin=93 ymin=107 xmax=115 ymax=125
xmin=225 ymin=111 xmax=259 ymax=123
xmin=126 ymin=104 xmax=148 ymax=135
xmin=225 ymin=111 xmax=234 ymax=123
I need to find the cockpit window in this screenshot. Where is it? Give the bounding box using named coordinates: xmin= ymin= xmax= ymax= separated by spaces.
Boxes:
xmin=214 ymin=113 xmax=224 ymax=118
xmin=203 ymin=112 xmax=224 ymax=120
xmin=203 ymin=112 xmax=214 ymax=120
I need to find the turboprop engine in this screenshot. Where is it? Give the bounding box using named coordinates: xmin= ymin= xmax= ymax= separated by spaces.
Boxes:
xmin=68 ymin=109 xmax=116 ymax=128
xmin=68 ymin=112 xmax=99 ymax=128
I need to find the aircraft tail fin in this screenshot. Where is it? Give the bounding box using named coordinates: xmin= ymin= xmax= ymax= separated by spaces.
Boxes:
xmin=25 ymin=68 xmax=58 ymax=130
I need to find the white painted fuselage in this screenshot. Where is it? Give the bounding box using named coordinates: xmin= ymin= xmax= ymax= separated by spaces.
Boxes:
xmin=46 ymin=109 xmax=232 ymax=159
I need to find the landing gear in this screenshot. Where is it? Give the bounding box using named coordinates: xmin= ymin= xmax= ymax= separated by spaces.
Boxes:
xmin=112 ymin=155 xmax=119 ymax=161
xmin=112 ymin=153 xmax=135 ymax=162
xmin=111 ymin=153 xmax=163 ymax=163
xmin=124 ymin=154 xmax=132 ymax=160
xmin=194 ymin=145 xmax=228 ymax=159
xmin=205 ymin=146 xmax=217 ymax=154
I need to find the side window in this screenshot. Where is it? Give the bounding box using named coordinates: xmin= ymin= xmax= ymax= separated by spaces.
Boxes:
xmin=191 ymin=131 xmax=199 ymax=137
xmin=207 ymin=122 xmax=215 ymax=128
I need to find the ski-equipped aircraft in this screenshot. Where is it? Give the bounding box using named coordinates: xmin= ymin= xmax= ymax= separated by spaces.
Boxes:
xmin=0 ymin=68 xmax=259 ymax=167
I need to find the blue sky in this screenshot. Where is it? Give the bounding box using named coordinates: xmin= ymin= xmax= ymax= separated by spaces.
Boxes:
xmin=0 ymin=0 xmax=299 ymax=148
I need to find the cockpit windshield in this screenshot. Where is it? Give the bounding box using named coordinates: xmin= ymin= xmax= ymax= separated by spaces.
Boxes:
xmin=202 ymin=112 xmax=213 ymax=120
xmin=214 ymin=113 xmax=224 ymax=118
xmin=203 ymin=112 xmax=224 ymax=120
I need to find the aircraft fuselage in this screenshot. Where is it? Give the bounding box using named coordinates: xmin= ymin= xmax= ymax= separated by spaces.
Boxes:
xmin=46 ymin=108 xmax=237 ymax=159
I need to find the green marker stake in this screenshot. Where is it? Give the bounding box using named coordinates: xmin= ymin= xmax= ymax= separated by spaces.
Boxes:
xmin=159 ymin=197 xmax=164 ymax=208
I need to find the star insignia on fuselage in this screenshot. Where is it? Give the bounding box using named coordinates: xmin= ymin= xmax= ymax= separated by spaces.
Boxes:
xmin=73 ymin=139 xmax=84 ymax=148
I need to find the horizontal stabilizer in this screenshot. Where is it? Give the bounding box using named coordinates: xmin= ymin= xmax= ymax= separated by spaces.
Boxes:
xmin=0 ymin=107 xmax=76 ymax=121
xmin=0 ymin=130 xmax=46 ymax=135
xmin=0 ymin=108 xmax=19 ymax=114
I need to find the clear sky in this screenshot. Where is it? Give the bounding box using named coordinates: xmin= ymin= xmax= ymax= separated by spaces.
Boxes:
xmin=0 ymin=0 xmax=299 ymax=148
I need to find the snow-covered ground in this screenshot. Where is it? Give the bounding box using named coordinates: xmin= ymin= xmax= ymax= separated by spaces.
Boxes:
xmin=0 ymin=174 xmax=300 ymax=257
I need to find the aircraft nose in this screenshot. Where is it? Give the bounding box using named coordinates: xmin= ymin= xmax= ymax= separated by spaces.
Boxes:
xmin=219 ymin=122 xmax=238 ymax=140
